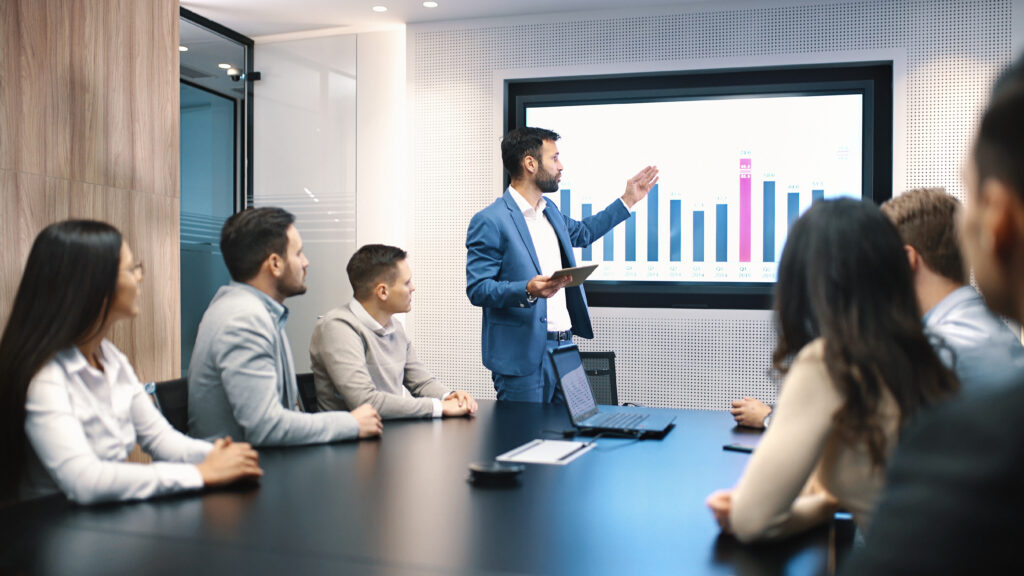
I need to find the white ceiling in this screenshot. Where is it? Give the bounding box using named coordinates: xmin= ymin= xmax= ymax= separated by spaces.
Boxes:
xmin=181 ymin=0 xmax=716 ymax=41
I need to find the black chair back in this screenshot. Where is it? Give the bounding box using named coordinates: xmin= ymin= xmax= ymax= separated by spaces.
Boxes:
xmin=579 ymin=351 xmax=618 ymax=405
xmin=296 ymin=372 xmax=319 ymax=413
xmin=153 ymin=378 xmax=189 ymax=434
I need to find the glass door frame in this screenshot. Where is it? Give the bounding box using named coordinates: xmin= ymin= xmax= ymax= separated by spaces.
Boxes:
xmin=180 ymin=7 xmax=254 ymax=211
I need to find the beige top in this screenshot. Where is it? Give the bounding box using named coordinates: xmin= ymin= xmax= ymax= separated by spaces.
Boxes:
xmin=730 ymin=339 xmax=900 ymax=543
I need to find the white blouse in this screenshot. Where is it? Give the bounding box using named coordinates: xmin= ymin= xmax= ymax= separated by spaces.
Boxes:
xmin=22 ymin=340 xmax=212 ymax=504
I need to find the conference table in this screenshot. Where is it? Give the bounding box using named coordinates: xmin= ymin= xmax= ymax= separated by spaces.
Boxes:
xmin=1 ymin=400 xmax=843 ymax=575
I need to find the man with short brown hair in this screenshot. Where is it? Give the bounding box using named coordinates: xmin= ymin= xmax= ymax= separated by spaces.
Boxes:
xmin=882 ymin=186 xmax=1024 ymax=392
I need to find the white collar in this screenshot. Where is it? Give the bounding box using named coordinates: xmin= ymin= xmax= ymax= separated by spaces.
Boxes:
xmin=348 ymin=299 xmax=396 ymax=337
xmin=508 ymin=186 xmax=546 ymax=217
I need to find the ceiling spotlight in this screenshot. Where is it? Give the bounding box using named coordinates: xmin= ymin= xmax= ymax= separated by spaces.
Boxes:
xmin=372 ymin=5 xmax=387 ymax=12
xmin=218 ymin=63 xmax=232 ymax=69
xmin=423 ymin=1 xmax=438 ymax=7
xmin=179 ymin=45 xmax=189 ymax=52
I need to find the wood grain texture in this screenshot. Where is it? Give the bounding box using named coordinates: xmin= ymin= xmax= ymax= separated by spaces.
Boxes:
xmin=129 ymin=193 xmax=180 ymax=382
xmin=0 ymin=0 xmax=181 ymax=381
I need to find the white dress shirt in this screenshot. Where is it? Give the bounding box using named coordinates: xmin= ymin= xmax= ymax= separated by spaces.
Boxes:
xmin=22 ymin=340 xmax=212 ymax=504
xmin=509 ymin=187 xmax=573 ymax=332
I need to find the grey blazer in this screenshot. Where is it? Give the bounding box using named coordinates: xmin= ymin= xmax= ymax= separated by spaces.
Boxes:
xmin=188 ymin=282 xmax=358 ymax=445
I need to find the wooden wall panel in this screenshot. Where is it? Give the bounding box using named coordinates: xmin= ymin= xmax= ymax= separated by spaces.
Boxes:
xmin=0 ymin=0 xmax=50 ymax=176
xmin=44 ymin=0 xmax=71 ymax=180
xmin=129 ymin=193 xmax=180 ymax=382
xmin=104 ymin=0 xmax=133 ymax=191
xmin=0 ymin=0 xmax=181 ymax=381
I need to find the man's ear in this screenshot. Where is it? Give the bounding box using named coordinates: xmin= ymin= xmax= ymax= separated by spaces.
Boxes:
xmin=904 ymin=245 xmax=919 ymax=272
xmin=981 ymin=178 xmax=1020 ymax=264
xmin=266 ymin=253 xmax=284 ymax=278
xmin=375 ymin=282 xmax=389 ymax=301
xmin=523 ymin=154 xmax=537 ymax=176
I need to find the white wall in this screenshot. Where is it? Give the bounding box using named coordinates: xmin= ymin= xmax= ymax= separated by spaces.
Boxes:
xmin=254 ymin=35 xmax=357 ymax=372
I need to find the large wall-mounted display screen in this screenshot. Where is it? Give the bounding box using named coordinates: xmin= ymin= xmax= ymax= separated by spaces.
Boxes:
xmin=507 ymin=63 xmax=892 ymax=308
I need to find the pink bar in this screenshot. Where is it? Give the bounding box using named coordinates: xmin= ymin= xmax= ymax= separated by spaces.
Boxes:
xmin=739 ymin=158 xmax=751 ymax=262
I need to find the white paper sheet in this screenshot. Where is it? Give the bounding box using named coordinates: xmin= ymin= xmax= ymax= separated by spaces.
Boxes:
xmin=496 ymin=439 xmax=595 ymax=465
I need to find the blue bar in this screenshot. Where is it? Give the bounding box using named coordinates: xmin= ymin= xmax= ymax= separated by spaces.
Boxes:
xmin=716 ymin=204 xmax=727 ymax=262
xmin=647 ymin=184 xmax=658 ymax=261
xmin=786 ymin=191 xmax=802 ymax=229
xmin=812 ymin=189 xmax=824 ymax=204
xmin=788 ymin=192 xmax=800 ymax=230
xmin=625 ymin=212 xmax=637 ymax=262
xmin=763 ymin=181 xmax=775 ymax=263
xmin=561 ymin=189 xmax=571 ymax=218
xmin=581 ymin=203 xmax=593 ymax=261
xmin=693 ymin=211 xmax=704 ymax=262
xmin=603 ymin=228 xmax=614 ymax=261
xmin=670 ymin=200 xmax=681 ymax=262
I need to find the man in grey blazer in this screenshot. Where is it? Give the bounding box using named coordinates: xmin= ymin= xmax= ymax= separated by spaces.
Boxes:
xmin=188 ymin=207 xmax=382 ymax=445
xmin=310 ymin=244 xmax=477 ymax=420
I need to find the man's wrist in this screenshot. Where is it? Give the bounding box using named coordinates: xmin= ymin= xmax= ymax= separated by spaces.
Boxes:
xmin=525 ymin=286 xmax=538 ymax=303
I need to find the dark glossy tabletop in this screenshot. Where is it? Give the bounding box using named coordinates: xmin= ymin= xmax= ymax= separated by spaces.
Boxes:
xmin=0 ymin=401 xmax=831 ymax=576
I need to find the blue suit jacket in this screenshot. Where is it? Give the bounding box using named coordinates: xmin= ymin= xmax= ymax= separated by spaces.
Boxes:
xmin=466 ymin=190 xmax=629 ymax=376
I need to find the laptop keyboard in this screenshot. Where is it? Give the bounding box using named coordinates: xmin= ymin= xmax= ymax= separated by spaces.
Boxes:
xmin=589 ymin=412 xmax=648 ymax=429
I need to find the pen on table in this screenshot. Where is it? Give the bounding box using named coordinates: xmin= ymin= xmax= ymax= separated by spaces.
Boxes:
xmin=559 ymin=442 xmax=589 ymax=462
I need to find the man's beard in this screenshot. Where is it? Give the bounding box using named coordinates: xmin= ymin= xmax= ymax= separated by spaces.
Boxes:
xmin=535 ymin=171 xmax=559 ymax=193
xmin=277 ymin=271 xmax=307 ymax=298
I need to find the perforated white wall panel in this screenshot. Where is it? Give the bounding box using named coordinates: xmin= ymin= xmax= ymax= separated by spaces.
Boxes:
xmin=406 ymin=0 xmax=1014 ymax=409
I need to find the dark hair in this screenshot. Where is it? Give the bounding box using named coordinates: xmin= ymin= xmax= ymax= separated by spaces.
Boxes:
xmin=0 ymin=220 xmax=123 ymax=503
xmin=975 ymin=86 xmax=1024 ymax=202
xmin=501 ymin=127 xmax=560 ymax=180
xmin=880 ymin=187 xmax=966 ymax=284
xmin=220 ymin=207 xmax=295 ymax=282
xmin=347 ymin=244 xmax=408 ymax=300
xmin=773 ymin=199 xmax=959 ymax=467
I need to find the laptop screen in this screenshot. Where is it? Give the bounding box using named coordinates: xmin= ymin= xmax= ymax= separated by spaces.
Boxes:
xmin=550 ymin=346 xmax=599 ymax=422
xmin=561 ymin=365 xmax=599 ymax=422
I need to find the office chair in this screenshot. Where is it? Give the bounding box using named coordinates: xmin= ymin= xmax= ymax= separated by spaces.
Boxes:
xmin=296 ymin=372 xmax=320 ymax=413
xmin=579 ymin=351 xmax=618 ymax=405
xmin=150 ymin=378 xmax=189 ymax=434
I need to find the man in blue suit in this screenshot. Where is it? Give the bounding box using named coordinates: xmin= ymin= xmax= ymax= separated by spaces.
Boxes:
xmin=466 ymin=127 xmax=658 ymax=402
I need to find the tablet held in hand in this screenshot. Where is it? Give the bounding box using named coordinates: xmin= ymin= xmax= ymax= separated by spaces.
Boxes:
xmin=549 ymin=264 xmax=599 ymax=287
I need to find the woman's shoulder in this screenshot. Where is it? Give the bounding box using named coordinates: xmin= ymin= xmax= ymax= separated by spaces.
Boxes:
xmin=793 ymin=338 xmax=827 ymax=363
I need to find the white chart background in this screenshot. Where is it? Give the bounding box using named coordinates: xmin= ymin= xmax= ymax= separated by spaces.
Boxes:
xmin=527 ymin=94 xmax=863 ymax=282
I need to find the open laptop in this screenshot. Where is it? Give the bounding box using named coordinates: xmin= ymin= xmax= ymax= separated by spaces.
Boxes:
xmin=550 ymin=344 xmax=675 ymax=438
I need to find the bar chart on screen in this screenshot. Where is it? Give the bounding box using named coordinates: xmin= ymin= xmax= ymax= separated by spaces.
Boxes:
xmin=528 ymin=94 xmax=864 ymax=283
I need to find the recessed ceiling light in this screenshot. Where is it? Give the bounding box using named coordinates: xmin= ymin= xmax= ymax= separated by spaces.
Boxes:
xmin=226 ymin=68 xmax=240 ymax=76
xmin=179 ymin=45 xmax=189 ymax=52
xmin=218 ymin=63 xmax=232 ymax=69
xmin=423 ymin=1 xmax=438 ymax=7
xmin=372 ymin=5 xmax=387 ymax=12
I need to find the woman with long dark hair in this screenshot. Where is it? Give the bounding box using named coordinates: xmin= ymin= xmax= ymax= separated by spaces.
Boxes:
xmin=0 ymin=220 xmax=262 ymax=505
xmin=706 ymin=199 xmax=959 ymax=542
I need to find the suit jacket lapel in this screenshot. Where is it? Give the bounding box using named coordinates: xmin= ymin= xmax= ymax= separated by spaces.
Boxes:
xmin=503 ymin=191 xmax=542 ymax=274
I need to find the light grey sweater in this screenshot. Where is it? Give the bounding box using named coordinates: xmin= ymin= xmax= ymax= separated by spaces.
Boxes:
xmin=310 ymin=301 xmax=449 ymax=419
xmin=188 ymin=282 xmax=359 ymax=445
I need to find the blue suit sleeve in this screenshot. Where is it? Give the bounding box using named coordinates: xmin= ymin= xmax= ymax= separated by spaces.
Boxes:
xmin=561 ymin=198 xmax=630 ymax=248
xmin=466 ymin=210 xmax=532 ymax=309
